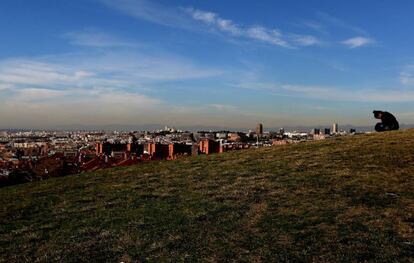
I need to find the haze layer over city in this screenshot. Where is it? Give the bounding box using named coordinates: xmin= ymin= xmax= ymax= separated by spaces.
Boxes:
xmin=1 ymin=0 xmax=414 ymax=130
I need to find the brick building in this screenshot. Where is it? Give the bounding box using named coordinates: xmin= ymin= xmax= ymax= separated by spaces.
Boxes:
xmin=146 ymin=143 xmax=170 ymax=159
xmin=199 ymin=139 xmax=222 ymax=155
xmin=167 ymin=143 xmax=194 ymax=160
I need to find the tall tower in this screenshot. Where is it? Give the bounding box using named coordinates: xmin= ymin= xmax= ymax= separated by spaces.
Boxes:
xmin=256 ymin=123 xmax=263 ymax=135
xmin=332 ymin=123 xmax=338 ymax=134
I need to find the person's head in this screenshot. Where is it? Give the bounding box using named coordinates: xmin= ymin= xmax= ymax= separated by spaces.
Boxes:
xmin=373 ymin=110 xmax=383 ymax=119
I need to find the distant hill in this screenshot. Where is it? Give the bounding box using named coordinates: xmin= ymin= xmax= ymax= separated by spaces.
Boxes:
xmin=1 ymin=130 xmax=413 ymax=262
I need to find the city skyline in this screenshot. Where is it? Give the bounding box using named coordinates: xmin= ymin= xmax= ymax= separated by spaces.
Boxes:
xmin=0 ymin=120 xmax=350 ymax=187
xmin=1 ymin=0 xmax=414 ymax=129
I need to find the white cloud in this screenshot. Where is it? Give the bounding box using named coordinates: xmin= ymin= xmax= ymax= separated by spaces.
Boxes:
xmin=101 ymin=0 xmax=192 ymax=29
xmin=185 ymin=8 xmax=346 ymax=49
xmin=190 ymin=9 xmax=217 ymax=24
xmin=102 ymin=1 xmax=375 ymax=50
xmin=246 ymin=26 xmax=290 ymax=48
xmin=186 ymin=8 xmax=242 ymax=36
xmin=290 ymin=35 xmax=321 ymax=46
xmin=216 ymin=18 xmax=242 ymax=35
xmin=0 ymin=49 xmax=226 ymax=128
xmin=63 ymin=28 xmax=139 ymax=48
xmin=342 ymin=37 xmax=374 ymax=48
xmin=0 ymin=51 xmax=221 ymax=92
xmin=0 ymin=59 xmax=94 ymax=86
xmin=101 ymin=0 xmax=379 ymax=51
xmin=185 ymin=8 xmax=294 ymax=48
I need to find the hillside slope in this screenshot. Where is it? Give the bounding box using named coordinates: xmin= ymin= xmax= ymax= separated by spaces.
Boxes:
xmin=1 ymin=130 xmax=414 ymax=262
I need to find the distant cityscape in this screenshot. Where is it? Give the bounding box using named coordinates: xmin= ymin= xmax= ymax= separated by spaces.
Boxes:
xmin=0 ymin=123 xmax=361 ymax=187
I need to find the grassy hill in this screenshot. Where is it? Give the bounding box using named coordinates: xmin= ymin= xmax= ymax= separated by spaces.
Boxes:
xmin=1 ymin=130 xmax=413 ymax=262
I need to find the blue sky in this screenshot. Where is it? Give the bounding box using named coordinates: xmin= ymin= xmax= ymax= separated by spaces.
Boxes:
xmin=1 ymin=0 xmax=414 ymax=129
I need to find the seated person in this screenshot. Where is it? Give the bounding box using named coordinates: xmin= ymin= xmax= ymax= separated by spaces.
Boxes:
xmin=373 ymin=110 xmax=399 ymax=132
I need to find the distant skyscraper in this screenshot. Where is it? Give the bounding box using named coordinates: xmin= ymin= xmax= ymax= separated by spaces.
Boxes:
xmin=256 ymin=123 xmax=263 ymax=135
xmin=332 ymin=123 xmax=338 ymax=134
xmin=311 ymin=128 xmax=320 ymax=135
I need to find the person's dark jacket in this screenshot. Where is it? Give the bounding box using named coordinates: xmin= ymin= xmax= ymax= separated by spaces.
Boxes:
xmin=374 ymin=111 xmax=399 ymax=130
xmin=382 ymin=111 xmax=399 ymax=130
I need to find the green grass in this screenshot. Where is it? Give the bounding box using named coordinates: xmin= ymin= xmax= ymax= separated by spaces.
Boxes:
xmin=1 ymin=130 xmax=414 ymax=262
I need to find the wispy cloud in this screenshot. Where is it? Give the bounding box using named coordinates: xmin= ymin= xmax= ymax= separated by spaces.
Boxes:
xmin=101 ymin=0 xmax=192 ymax=29
xmin=185 ymin=8 xmax=242 ymax=36
xmin=317 ymin=12 xmax=367 ymax=35
xmin=238 ymin=82 xmax=414 ymax=102
xmin=0 ymin=51 xmax=221 ymax=90
xmin=102 ymin=1 xmax=376 ymax=50
xmin=301 ymin=20 xmax=329 ymax=35
xmin=0 ymin=44 xmax=229 ymax=128
xmin=0 ymin=58 xmax=162 ymax=107
xmin=285 ymin=84 xmax=414 ymax=102
xmin=185 ymin=8 xmax=323 ymax=48
xmin=290 ymin=34 xmax=322 ymax=46
xmin=63 ymin=28 xmax=139 ymax=48
xmin=0 ymin=59 xmax=94 ymax=86
xmin=245 ymin=26 xmax=291 ymax=48
xmin=102 ymin=0 xmax=321 ymax=49
xmin=400 ymin=65 xmax=414 ymax=85
xmin=315 ymin=12 xmax=375 ymax=48
xmin=342 ymin=37 xmax=374 ymax=48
